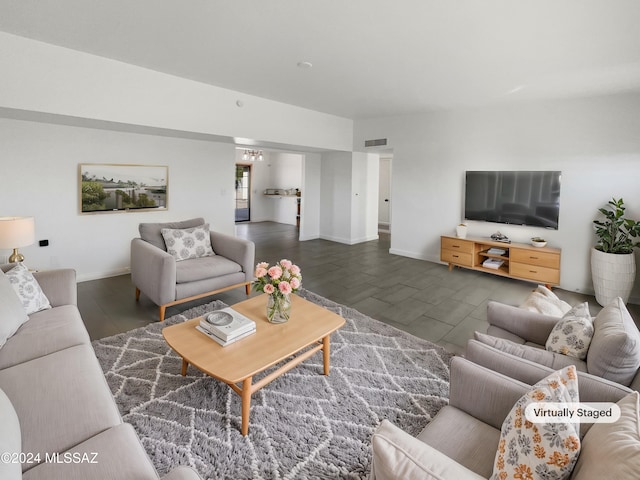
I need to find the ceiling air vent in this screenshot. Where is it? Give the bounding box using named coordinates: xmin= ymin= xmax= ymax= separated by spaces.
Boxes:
xmin=364 ymin=138 xmax=387 ymax=148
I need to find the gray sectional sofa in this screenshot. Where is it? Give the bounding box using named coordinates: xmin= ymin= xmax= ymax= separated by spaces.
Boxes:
xmin=0 ymin=265 xmax=202 ymax=480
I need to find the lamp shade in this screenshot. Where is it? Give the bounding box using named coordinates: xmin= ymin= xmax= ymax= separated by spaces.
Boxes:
xmin=0 ymin=217 xmax=35 ymax=249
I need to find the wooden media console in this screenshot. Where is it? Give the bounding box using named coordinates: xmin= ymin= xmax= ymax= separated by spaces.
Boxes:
xmin=440 ymin=235 xmax=561 ymax=286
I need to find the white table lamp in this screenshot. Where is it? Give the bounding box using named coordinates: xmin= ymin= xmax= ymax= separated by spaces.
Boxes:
xmin=0 ymin=217 xmax=35 ymax=263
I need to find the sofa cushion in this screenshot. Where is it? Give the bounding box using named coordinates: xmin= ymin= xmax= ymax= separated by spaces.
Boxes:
xmin=139 ymin=217 xmax=204 ymax=251
xmin=371 ymin=419 xmax=485 ymax=480
xmin=0 ymin=269 xmax=29 ymax=348
xmin=587 ymin=297 xmax=640 ymax=386
xmin=570 ymin=391 xmax=640 ymax=480
xmin=0 ymin=305 xmax=89 ymax=370
xmin=6 ymin=263 xmax=51 ymax=315
xmin=0 ymin=344 xmax=122 ymax=472
xmin=492 ymin=365 xmax=581 ymax=480
xmin=474 ymin=332 xmax=588 ymax=372
xmin=418 ymin=405 xmax=500 ymax=478
xmin=0 ymin=387 xmax=21 ymax=480
xmin=520 ymin=285 xmax=572 ymax=317
xmin=546 ymin=302 xmax=594 ymax=360
xmin=175 ymin=256 xmax=243 ymax=284
xmin=162 ymin=223 xmax=215 ymax=261
xmin=22 ymin=423 xmax=160 ymax=480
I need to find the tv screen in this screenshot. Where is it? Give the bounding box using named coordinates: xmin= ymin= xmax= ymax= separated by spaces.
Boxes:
xmin=464 ymin=171 xmax=561 ymax=229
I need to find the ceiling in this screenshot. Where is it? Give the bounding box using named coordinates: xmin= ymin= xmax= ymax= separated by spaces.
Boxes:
xmin=1 ymin=0 xmax=640 ymax=119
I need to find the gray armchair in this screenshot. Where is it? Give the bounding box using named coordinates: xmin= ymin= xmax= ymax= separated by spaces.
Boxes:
xmin=131 ymin=218 xmax=255 ymax=320
xmin=370 ymin=356 xmax=632 ymax=479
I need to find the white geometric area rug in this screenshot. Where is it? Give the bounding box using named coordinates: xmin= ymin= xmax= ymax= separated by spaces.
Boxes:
xmin=92 ymin=289 xmax=453 ymax=479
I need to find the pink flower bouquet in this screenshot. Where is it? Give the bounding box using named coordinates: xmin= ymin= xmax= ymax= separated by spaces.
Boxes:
xmin=254 ymin=259 xmax=302 ymax=323
xmin=253 ymin=259 xmax=302 ymax=296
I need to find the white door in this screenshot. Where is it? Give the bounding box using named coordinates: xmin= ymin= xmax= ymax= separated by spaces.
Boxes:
xmin=378 ymin=157 xmax=391 ymax=232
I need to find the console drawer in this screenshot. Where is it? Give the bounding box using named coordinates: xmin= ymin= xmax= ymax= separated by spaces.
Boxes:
xmin=441 ymin=237 xmax=474 ymax=254
xmin=510 ymin=248 xmax=560 ymax=269
xmin=510 ymin=262 xmax=560 ymax=285
xmin=441 ymin=249 xmax=473 ymax=267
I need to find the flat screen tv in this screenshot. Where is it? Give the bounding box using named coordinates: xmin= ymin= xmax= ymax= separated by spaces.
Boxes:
xmin=464 ymin=171 xmax=561 ymax=230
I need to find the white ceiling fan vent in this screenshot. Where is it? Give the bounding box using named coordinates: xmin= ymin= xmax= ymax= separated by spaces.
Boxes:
xmin=364 ymin=138 xmax=387 ymax=147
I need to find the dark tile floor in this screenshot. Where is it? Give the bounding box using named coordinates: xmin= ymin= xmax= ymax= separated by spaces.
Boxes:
xmin=78 ymin=222 xmax=637 ymax=354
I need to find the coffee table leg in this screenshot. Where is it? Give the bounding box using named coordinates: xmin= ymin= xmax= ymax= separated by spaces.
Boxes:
xmin=181 ymin=358 xmax=188 ymax=376
xmin=241 ymin=377 xmax=252 ymax=436
xmin=323 ymin=335 xmax=331 ymax=375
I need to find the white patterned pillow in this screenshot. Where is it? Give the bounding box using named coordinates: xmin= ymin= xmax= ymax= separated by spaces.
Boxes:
xmin=491 ymin=366 xmax=580 ymax=480
xmin=161 ymin=223 xmax=215 ymax=261
xmin=5 ymin=263 xmax=51 ymax=315
xmin=546 ymin=302 xmax=593 ymax=360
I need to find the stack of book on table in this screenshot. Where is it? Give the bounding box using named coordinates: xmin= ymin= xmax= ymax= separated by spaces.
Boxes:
xmin=196 ymin=307 xmax=256 ymax=346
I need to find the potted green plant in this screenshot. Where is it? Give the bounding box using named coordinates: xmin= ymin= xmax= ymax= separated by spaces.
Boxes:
xmin=591 ymin=197 xmax=640 ymax=306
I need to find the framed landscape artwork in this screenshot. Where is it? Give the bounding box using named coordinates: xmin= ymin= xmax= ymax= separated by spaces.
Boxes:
xmin=79 ymin=164 xmax=168 ymax=214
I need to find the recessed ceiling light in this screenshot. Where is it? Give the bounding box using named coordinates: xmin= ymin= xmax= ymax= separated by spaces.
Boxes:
xmin=297 ymin=61 xmax=313 ymax=69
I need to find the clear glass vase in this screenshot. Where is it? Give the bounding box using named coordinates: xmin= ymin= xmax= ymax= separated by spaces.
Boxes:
xmin=267 ymin=294 xmax=291 ymax=323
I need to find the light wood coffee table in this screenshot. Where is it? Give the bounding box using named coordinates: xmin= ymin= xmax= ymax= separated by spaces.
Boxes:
xmin=162 ymin=294 xmax=345 ymax=436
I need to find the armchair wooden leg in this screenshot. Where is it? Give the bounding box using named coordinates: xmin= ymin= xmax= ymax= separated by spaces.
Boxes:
xmin=245 ymin=283 xmax=251 ymax=295
xmin=159 ymin=305 xmax=166 ymax=322
xmin=135 ymin=287 xmax=141 ymax=301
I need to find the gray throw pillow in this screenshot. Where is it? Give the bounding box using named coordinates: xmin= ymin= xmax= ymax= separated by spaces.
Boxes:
xmin=139 ymin=217 xmax=205 ymax=251
xmin=545 ymin=302 xmax=593 ymax=360
xmin=587 ymin=297 xmax=640 ymax=387
xmin=0 ymin=270 xmax=29 ymax=348
xmin=161 ymin=223 xmax=215 ymax=261
xmin=5 ymin=263 xmax=51 ymax=315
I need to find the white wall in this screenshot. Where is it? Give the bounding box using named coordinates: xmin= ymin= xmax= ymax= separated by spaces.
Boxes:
xmin=319 ymin=152 xmax=380 ymax=244
xmin=0 ymin=32 xmax=353 ymax=152
xmin=354 ymin=92 xmax=640 ymax=301
xmin=0 ymin=117 xmax=236 ymax=281
xmin=300 ymin=153 xmax=321 ymax=241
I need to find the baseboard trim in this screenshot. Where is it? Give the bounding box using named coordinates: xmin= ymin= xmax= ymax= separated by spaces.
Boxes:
xmin=320 ymin=234 xmax=379 ymax=245
xmin=78 ymin=267 xmax=130 ymax=283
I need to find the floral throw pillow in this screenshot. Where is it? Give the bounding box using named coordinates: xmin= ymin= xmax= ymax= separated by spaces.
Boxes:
xmin=161 ymin=223 xmax=215 ymax=262
xmin=545 ymin=302 xmax=594 ymax=360
xmin=6 ymin=263 xmax=51 ymax=315
xmin=491 ymin=365 xmax=580 ymax=480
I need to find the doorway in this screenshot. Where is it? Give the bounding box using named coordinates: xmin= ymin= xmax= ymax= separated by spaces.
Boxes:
xmin=378 ymin=156 xmax=392 ymax=233
xmin=235 ymin=165 xmax=251 ymax=222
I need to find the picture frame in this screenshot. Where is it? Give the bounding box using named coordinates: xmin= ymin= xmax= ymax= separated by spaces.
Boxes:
xmin=79 ymin=163 xmax=168 ymax=214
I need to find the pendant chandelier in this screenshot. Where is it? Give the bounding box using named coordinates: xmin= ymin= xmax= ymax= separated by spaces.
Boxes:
xmin=242 ymin=149 xmax=263 ymax=162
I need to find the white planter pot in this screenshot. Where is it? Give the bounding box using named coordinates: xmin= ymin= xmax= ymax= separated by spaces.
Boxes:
xmin=590 ymin=247 xmax=636 ymax=306
xmin=456 ymin=224 xmax=468 ymax=238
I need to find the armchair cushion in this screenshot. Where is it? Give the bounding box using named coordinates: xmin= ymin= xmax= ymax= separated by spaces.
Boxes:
xmin=176 ymin=256 xmax=242 ymax=284
xmin=587 ymin=297 xmax=640 ymax=387
xmin=545 ymin=302 xmax=594 ymax=360
xmin=0 ymin=387 xmax=21 ymax=480
xmin=161 ymin=223 xmax=215 ymax=261
xmin=139 ymin=217 xmax=204 ymax=251
xmin=474 ymin=332 xmax=587 ymax=372
xmin=371 ymin=419 xmax=485 ymax=480
xmin=570 ymin=391 xmax=640 ymax=480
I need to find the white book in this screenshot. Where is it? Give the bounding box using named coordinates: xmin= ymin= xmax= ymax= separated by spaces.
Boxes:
xmin=195 ymin=325 xmax=256 ymax=347
xmin=487 ymin=247 xmax=506 ymax=255
xmin=200 ymin=307 xmax=256 ymax=341
xmin=483 ymin=258 xmax=504 ymax=270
